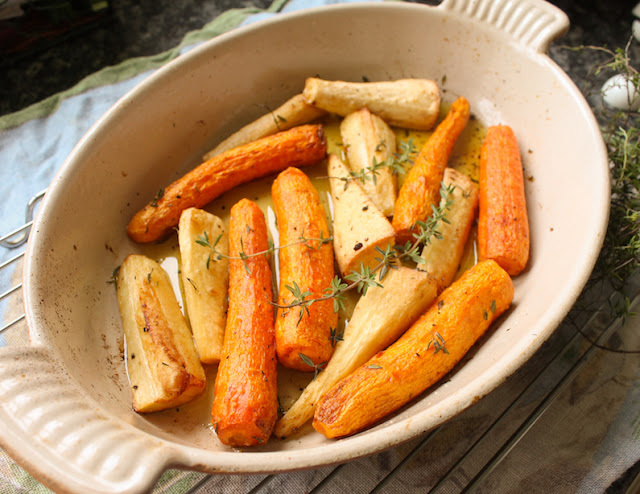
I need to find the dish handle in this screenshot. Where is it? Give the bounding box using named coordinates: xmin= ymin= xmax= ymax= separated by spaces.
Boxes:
xmin=439 ymin=0 xmax=570 ymax=53
xmin=0 ymin=345 xmax=170 ymax=494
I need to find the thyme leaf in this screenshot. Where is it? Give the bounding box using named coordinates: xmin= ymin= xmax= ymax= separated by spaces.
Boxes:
xmin=298 ymin=353 xmax=326 ymax=379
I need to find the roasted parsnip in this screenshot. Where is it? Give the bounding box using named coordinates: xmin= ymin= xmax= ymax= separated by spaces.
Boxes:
xmin=127 ymin=124 xmax=327 ymax=243
xmin=328 ymin=153 xmax=396 ymax=279
xmin=340 ymin=108 xmax=397 ymax=216
xmin=303 ymin=78 xmax=441 ymax=130
xmin=313 ymin=260 xmax=513 ymax=439
xmin=274 ymin=266 xmax=437 ymax=438
xmin=393 ymin=96 xmax=470 ymax=244
xmin=178 ymin=208 xmax=229 ymax=364
xmin=272 ymin=167 xmax=337 ymax=371
xmin=418 ymin=168 xmax=479 ymax=293
xmin=203 ymin=94 xmax=328 ymax=160
xmin=116 ymin=254 xmax=206 ymax=413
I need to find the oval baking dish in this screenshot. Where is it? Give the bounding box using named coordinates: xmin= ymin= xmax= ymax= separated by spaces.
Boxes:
xmin=0 ymin=1 xmax=608 ymax=493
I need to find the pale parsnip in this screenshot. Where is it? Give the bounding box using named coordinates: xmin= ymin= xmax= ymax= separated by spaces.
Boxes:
xmin=328 ymin=154 xmax=396 ymax=279
xmin=178 ymin=208 xmax=229 ymax=364
xmin=202 ymin=94 xmax=327 ymax=160
xmin=303 ymin=78 xmax=441 ymax=130
xmin=340 ymin=108 xmax=397 ymax=216
xmin=117 ymin=254 xmax=206 ymax=413
xmin=274 ymin=266 xmax=437 ymax=438
xmin=418 ymin=168 xmax=479 ymax=293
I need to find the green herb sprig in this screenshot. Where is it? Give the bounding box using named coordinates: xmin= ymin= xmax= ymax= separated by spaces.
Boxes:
xmin=195 ymin=230 xmax=332 ymax=272
xmin=567 ymin=41 xmax=640 ymax=321
xmin=298 ymin=353 xmax=327 ymax=378
xmin=559 ymin=40 xmax=640 ymax=356
xmin=328 ymin=138 xmax=418 ymax=190
xmin=272 ymin=182 xmax=455 ymax=332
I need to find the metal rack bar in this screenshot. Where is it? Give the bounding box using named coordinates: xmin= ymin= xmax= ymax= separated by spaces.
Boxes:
xmin=0 ymin=251 xmax=25 ymax=272
xmin=0 ymin=314 xmax=25 ymax=336
xmin=0 ymin=189 xmax=45 ymax=249
xmin=371 ymin=430 xmax=439 ymax=493
xmin=0 ymin=283 xmax=22 ymax=302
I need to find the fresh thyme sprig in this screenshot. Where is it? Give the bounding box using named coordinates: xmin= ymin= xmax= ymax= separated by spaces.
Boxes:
xmin=195 ymin=230 xmax=332 ymax=271
xmin=552 ymin=40 xmax=640 ymax=358
xmin=327 ymin=138 xmax=417 ymax=189
xmin=329 ymin=327 xmax=344 ymax=347
xmin=298 ymin=353 xmax=326 ymax=378
xmin=272 ymin=182 xmax=455 ymax=321
xmin=427 ymin=331 xmax=449 ymax=355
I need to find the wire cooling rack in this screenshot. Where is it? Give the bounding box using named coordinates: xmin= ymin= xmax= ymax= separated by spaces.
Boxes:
xmin=2 ymin=191 xmax=640 ymax=493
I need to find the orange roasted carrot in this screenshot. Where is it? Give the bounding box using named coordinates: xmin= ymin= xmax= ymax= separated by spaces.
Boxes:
xmin=272 ymin=167 xmax=337 ymax=371
xmin=211 ymin=199 xmax=278 ymax=447
xmin=313 ymin=259 xmax=513 ymax=439
xmin=127 ymin=124 xmax=327 ymax=243
xmin=478 ymin=125 xmax=530 ymax=275
xmin=392 ymin=97 xmax=470 ymax=244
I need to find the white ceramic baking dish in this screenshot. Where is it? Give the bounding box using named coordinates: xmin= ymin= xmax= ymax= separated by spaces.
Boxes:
xmin=0 ymin=0 xmax=609 ymax=492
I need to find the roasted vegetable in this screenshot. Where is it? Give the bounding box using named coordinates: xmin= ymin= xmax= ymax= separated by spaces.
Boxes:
xmin=116 ymin=254 xmax=206 ymax=413
xmin=211 ymin=199 xmax=278 ymax=447
xmin=303 ymin=78 xmax=441 ymax=130
xmin=328 ymin=153 xmax=396 ymax=279
xmin=274 ymin=266 xmax=436 ymax=438
xmin=340 ymin=108 xmax=398 ymax=217
xmin=478 ymin=125 xmax=530 ymax=275
xmin=313 ymin=259 xmax=513 ymax=439
xmin=203 ymin=94 xmax=327 ymax=160
xmin=392 ymin=97 xmax=470 ymax=244
xmin=178 ymin=207 xmax=228 ymax=364
xmin=418 ymin=167 xmax=479 ymax=293
xmin=272 ymin=167 xmax=337 ymax=371
xmin=127 ymin=124 xmax=327 ymax=243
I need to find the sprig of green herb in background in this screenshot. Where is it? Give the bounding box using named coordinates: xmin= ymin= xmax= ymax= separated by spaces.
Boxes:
xmin=556 ymin=41 xmax=640 ymax=357
xmin=566 ymin=41 xmax=640 ymax=322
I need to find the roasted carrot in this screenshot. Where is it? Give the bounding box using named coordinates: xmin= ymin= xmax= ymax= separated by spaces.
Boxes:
xmin=478 ymin=125 xmax=530 ymax=276
xmin=392 ymin=97 xmax=470 ymax=244
xmin=313 ymin=259 xmax=513 ymax=439
xmin=211 ymin=199 xmax=278 ymax=447
xmin=127 ymin=124 xmax=327 ymax=243
xmin=272 ymin=167 xmax=337 ymax=371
